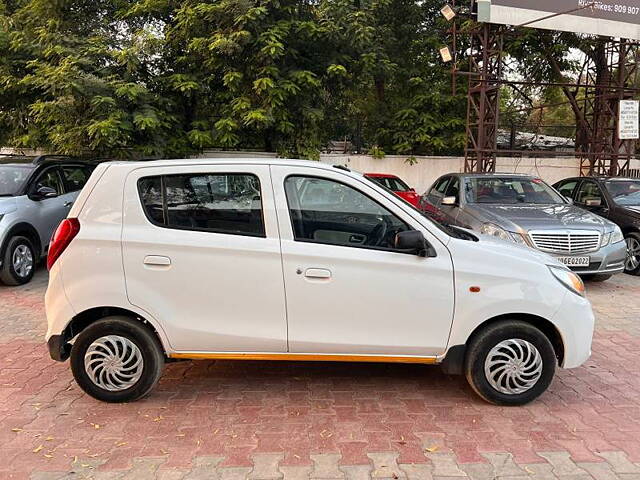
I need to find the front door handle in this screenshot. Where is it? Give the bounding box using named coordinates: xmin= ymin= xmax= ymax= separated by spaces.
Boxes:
xmin=64 ymin=201 xmax=73 ymax=208
xmin=144 ymin=255 xmax=171 ymax=266
xmin=304 ymin=268 xmax=331 ymax=279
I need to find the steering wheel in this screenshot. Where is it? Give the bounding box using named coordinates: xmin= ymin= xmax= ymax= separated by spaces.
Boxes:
xmin=366 ymin=217 xmax=389 ymax=247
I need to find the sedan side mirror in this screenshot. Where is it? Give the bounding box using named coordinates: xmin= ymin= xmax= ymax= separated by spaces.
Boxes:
xmin=30 ymin=186 xmax=58 ymax=201
xmin=585 ymin=198 xmax=602 ymax=207
xmin=395 ymin=230 xmax=437 ymax=257
xmin=441 ymin=196 xmax=457 ymax=206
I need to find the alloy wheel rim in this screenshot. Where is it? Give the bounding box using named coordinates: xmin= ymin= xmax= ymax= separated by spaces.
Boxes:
xmin=626 ymin=237 xmax=640 ymax=272
xmin=484 ymin=339 xmax=543 ymax=395
xmin=84 ymin=335 xmax=144 ymax=392
xmin=12 ymin=244 xmax=33 ymax=278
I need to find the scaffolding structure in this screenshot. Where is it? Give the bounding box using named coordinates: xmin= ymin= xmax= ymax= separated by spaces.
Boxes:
xmin=459 ymin=3 xmax=640 ymax=176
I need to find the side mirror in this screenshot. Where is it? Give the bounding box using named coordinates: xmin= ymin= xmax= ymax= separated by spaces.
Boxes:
xmin=394 ymin=230 xmax=437 ymax=257
xmin=564 ymin=196 xmax=574 ymax=205
xmin=585 ymin=198 xmax=602 ymax=207
xmin=441 ymin=196 xmax=457 ymax=206
xmin=30 ymin=186 xmax=58 ymax=200
xmin=409 ymin=188 xmax=416 ymax=192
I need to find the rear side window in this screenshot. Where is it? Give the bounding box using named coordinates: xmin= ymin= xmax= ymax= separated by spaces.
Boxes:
xmin=138 ymin=173 xmax=265 ymax=237
xmin=61 ymin=166 xmax=93 ymax=192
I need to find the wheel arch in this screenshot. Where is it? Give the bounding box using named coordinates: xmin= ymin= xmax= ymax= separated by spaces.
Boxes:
xmin=441 ymin=313 xmax=564 ymax=375
xmin=0 ymin=222 xmax=43 ymax=260
xmin=56 ymin=306 xmax=169 ymax=361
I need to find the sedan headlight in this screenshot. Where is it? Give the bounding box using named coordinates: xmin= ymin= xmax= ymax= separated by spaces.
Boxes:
xmin=610 ymin=226 xmax=624 ymax=245
xmin=480 ymin=223 xmax=511 ymax=241
xmin=548 ymin=265 xmax=585 ymax=297
xmin=480 ymin=223 xmax=528 ymax=244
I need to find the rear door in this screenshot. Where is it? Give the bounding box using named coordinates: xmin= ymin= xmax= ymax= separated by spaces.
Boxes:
xmin=122 ymin=164 xmax=287 ymax=353
xmin=271 ymin=165 xmax=455 ymax=357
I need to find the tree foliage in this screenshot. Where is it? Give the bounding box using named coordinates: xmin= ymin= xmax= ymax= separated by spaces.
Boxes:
xmin=0 ymin=0 xmax=465 ymax=159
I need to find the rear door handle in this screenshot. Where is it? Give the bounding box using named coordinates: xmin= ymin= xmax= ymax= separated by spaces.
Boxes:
xmin=64 ymin=201 xmax=73 ymax=208
xmin=304 ymin=268 xmax=331 ymax=279
xmin=144 ymin=255 xmax=171 ymax=266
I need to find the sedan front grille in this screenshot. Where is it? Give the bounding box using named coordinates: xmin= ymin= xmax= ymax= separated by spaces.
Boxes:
xmin=528 ymin=230 xmax=601 ymax=254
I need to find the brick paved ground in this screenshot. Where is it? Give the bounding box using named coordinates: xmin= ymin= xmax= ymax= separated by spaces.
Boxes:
xmin=1 ymin=269 xmax=640 ymax=479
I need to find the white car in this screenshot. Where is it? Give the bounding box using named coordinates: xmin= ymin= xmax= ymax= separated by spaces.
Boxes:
xmin=45 ymin=159 xmax=595 ymax=405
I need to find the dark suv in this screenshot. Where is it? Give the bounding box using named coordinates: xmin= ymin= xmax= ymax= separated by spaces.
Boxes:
xmin=553 ymin=177 xmax=640 ymax=275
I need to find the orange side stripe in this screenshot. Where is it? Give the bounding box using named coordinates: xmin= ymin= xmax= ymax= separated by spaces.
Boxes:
xmin=168 ymin=352 xmax=438 ymax=364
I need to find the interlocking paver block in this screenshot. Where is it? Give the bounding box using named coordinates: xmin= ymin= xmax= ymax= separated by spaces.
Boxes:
xmin=425 ymin=453 xmax=466 ymax=477
xmin=481 ymin=452 xmax=527 ymax=477
xmin=399 ymin=463 xmax=434 ymax=480
xmin=218 ymin=467 xmax=253 ymax=480
xmin=310 ymin=454 xmax=345 ymax=479
xmin=597 ymin=451 xmax=640 ymax=474
xmin=340 ymin=465 xmax=373 ymax=480
xmin=182 ymin=456 xmax=224 ymax=479
xmin=280 ymin=465 xmax=313 ymax=480
xmin=249 ymin=453 xmax=284 ymax=479
xmin=367 ymin=453 xmax=406 ymax=478
xmin=537 ymin=452 xmax=589 ymax=476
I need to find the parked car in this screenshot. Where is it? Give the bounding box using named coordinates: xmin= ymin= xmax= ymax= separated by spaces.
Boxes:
xmin=46 ymin=159 xmax=594 ymax=405
xmin=364 ymin=173 xmax=421 ymax=207
xmin=0 ymin=155 xmax=95 ymax=285
xmin=421 ymin=173 xmax=626 ymax=282
xmin=553 ymin=176 xmax=640 ymax=276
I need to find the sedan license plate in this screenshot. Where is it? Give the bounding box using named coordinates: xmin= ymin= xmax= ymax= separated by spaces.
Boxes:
xmin=556 ymin=256 xmax=590 ymax=267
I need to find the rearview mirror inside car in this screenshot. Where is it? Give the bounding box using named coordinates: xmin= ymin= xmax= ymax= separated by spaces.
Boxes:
xmin=394 ymin=230 xmax=437 ymax=257
xmin=441 ymin=196 xmax=457 ymax=206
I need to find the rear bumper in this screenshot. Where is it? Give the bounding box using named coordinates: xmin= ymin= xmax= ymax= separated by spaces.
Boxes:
xmin=47 ymin=335 xmax=70 ymax=362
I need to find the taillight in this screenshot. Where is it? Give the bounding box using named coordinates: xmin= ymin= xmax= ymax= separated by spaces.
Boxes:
xmin=47 ymin=218 xmax=80 ymax=270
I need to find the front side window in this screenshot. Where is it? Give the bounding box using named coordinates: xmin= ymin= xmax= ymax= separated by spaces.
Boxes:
xmin=466 ymin=177 xmax=564 ymax=204
xmin=576 ymin=181 xmax=604 ymax=207
xmin=284 ymin=176 xmax=410 ymax=250
xmin=555 ymin=180 xmax=578 ymax=198
xmin=35 ymin=169 xmax=64 ymax=196
xmin=431 ymin=177 xmax=450 ymax=196
xmin=444 ymin=177 xmax=460 ymax=200
xmin=370 ymin=176 xmax=410 ymax=192
xmin=138 ymin=173 xmax=264 ymax=237
xmin=604 ymin=180 xmax=640 ymax=206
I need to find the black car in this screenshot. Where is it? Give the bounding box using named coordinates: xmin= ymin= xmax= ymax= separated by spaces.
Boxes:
xmin=553 ymin=176 xmax=640 ymax=275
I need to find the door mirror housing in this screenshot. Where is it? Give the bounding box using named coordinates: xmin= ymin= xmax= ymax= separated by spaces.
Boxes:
xmin=29 ymin=186 xmax=58 ymax=201
xmin=585 ymin=198 xmax=602 ymax=207
xmin=394 ymin=230 xmax=437 ymax=257
xmin=441 ymin=196 xmax=457 ymax=206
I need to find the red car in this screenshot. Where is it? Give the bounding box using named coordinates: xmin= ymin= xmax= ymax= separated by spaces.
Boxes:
xmin=364 ymin=173 xmax=421 ymax=207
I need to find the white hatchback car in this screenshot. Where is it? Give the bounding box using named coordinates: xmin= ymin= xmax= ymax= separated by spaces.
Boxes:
xmin=45 ymin=159 xmax=595 ymax=405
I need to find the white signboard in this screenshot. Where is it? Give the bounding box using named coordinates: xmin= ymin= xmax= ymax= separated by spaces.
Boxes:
xmin=619 ymin=100 xmax=639 ymax=140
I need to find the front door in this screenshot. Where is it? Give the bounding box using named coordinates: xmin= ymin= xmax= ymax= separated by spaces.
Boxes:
xmin=271 ymin=166 xmax=455 ymax=357
xmin=26 ymin=167 xmax=68 ymax=252
xmin=122 ymin=164 xmax=287 ymax=353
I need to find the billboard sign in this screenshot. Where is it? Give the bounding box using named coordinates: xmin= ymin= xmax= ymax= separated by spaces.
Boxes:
xmin=619 ymin=100 xmax=639 ymax=140
xmin=476 ymin=0 xmax=640 ymax=40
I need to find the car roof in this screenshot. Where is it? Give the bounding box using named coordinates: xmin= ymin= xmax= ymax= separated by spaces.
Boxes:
xmin=0 ymin=154 xmax=94 ymax=168
xmin=364 ymin=173 xmax=399 ymax=178
xmin=556 ymin=176 xmax=639 ymax=182
xmin=449 ymin=172 xmax=535 ymax=178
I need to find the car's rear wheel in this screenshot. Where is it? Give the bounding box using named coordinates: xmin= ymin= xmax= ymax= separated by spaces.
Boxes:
xmin=465 ymin=320 xmax=556 ymax=406
xmin=625 ymin=232 xmax=640 ymax=275
xmin=70 ymin=316 xmax=164 ymax=403
xmin=0 ymin=236 xmax=36 ymax=286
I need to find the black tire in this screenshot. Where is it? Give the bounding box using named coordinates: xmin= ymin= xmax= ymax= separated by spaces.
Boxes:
xmin=70 ymin=316 xmax=165 ymax=403
xmin=581 ymin=274 xmax=612 ymax=282
xmin=464 ymin=320 xmax=556 ymax=406
xmin=624 ymin=232 xmax=640 ymax=276
xmin=0 ymin=236 xmax=36 ymax=286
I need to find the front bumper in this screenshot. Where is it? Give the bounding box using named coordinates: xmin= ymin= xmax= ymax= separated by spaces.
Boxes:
xmin=47 ymin=335 xmax=71 ymax=361
xmin=552 ymin=290 xmax=595 ymax=369
xmin=549 ymin=240 xmax=627 ymax=275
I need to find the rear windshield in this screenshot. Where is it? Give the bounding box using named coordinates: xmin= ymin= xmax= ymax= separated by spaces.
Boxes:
xmin=0 ymin=166 xmax=32 ymax=196
xmin=367 ymin=176 xmax=410 ymax=192
xmin=466 ymin=177 xmax=565 ymax=205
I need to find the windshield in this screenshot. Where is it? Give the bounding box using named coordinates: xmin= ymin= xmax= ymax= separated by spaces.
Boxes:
xmin=466 ymin=177 xmax=565 ymax=205
xmin=0 ymin=166 xmax=32 ymax=196
xmin=604 ymin=180 xmax=640 ymax=206
xmin=367 ymin=176 xmax=410 ymax=192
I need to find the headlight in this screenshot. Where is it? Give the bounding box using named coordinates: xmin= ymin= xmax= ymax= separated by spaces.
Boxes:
xmin=480 ymin=223 xmax=511 ymax=241
xmin=610 ymin=226 xmax=624 ymax=245
xmin=601 ymin=232 xmax=611 ymax=247
xmin=548 ymin=265 xmax=585 ymax=297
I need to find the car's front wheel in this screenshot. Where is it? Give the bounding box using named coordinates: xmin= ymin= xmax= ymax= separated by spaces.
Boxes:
xmin=70 ymin=316 xmax=165 ymax=403
xmin=0 ymin=236 xmax=36 ymax=286
xmin=465 ymin=320 xmax=556 ymax=406
xmin=625 ymin=232 xmax=640 ymax=275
